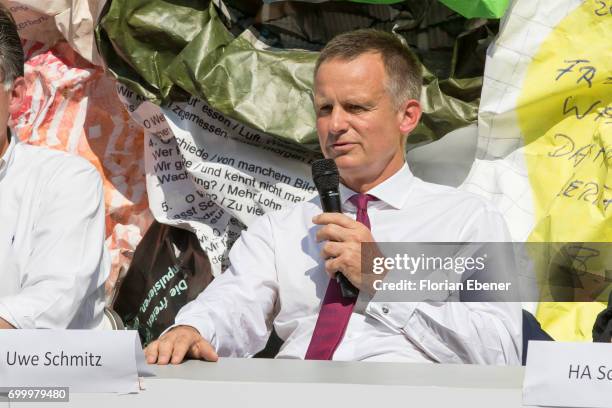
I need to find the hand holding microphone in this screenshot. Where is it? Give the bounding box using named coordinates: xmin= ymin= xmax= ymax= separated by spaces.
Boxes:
xmin=311 ymin=159 xmax=377 ymax=298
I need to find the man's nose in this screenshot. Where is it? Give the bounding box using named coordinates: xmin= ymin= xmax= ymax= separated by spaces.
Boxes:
xmin=329 ymin=106 xmax=349 ymax=135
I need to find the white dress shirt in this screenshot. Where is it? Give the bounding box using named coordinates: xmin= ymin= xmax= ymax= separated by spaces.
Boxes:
xmin=0 ymin=135 xmax=109 ymax=329
xmin=174 ymin=163 xmax=521 ymax=364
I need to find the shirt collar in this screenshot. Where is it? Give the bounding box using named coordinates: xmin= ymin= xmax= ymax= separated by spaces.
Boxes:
xmin=339 ymin=163 xmax=415 ymax=210
xmin=0 ymin=129 xmax=18 ymax=182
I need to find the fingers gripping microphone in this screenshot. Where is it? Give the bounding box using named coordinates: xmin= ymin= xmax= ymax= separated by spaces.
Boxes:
xmin=311 ymin=159 xmax=359 ymax=299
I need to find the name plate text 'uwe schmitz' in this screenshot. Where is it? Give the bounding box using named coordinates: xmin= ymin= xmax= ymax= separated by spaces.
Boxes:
xmin=0 ymin=330 xmax=152 ymax=393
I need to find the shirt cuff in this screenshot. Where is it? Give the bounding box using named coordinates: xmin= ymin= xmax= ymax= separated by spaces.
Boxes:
xmin=365 ymin=301 xmax=418 ymax=333
xmin=403 ymin=310 xmax=463 ymax=364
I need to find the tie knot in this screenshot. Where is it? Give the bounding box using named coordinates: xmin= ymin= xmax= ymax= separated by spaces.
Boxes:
xmin=349 ymin=193 xmax=378 ymax=212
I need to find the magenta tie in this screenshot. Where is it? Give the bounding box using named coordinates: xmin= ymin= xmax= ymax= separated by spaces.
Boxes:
xmin=305 ymin=193 xmax=378 ymax=360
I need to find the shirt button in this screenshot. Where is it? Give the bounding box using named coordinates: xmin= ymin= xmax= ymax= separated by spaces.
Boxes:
xmin=382 ymin=305 xmax=390 ymax=314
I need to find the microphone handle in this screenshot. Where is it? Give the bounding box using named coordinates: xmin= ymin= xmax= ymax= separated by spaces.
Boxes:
xmin=320 ymin=191 xmax=359 ymax=299
xmin=336 ymin=273 xmax=359 ymax=299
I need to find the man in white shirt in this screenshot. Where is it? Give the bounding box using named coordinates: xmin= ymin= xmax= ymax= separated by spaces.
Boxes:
xmin=0 ymin=5 xmax=108 ymax=329
xmin=145 ymin=29 xmax=521 ymax=364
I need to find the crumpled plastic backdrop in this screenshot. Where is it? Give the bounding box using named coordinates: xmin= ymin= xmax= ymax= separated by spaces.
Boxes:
xmin=97 ymin=0 xmax=499 ymax=149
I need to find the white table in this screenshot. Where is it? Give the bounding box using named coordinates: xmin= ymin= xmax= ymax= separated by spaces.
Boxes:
xmin=1 ymin=358 xmax=527 ymax=408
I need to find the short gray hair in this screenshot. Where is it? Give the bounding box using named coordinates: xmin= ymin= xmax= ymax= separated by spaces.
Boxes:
xmin=315 ymin=29 xmax=422 ymax=109
xmin=0 ymin=4 xmax=24 ymax=88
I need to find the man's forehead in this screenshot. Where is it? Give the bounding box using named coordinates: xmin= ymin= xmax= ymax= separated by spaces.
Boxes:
xmin=313 ymin=87 xmax=383 ymax=104
xmin=316 ymin=52 xmax=385 ymax=75
xmin=314 ymin=56 xmax=387 ymax=100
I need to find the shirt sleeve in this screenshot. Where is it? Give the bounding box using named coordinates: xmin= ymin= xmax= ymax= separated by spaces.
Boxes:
xmin=0 ymin=158 xmax=108 ymax=329
xmin=172 ymin=214 xmax=279 ymax=358
xmin=366 ymin=204 xmax=522 ymax=365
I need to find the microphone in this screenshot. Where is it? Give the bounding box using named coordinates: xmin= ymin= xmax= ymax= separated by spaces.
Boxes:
xmin=311 ymin=158 xmax=359 ymax=299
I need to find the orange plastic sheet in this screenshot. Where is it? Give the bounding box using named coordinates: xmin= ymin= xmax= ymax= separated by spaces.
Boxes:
xmin=11 ymin=40 xmax=152 ymax=301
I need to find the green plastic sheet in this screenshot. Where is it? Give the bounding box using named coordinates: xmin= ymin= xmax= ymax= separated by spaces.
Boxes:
xmin=264 ymin=0 xmax=508 ymax=18
xmin=438 ymin=0 xmax=509 ymax=18
xmin=97 ymin=0 xmax=498 ymax=148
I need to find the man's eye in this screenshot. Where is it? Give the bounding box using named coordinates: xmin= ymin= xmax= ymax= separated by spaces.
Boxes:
xmin=347 ymin=104 xmax=365 ymax=113
xmin=317 ymin=105 xmax=332 ymax=115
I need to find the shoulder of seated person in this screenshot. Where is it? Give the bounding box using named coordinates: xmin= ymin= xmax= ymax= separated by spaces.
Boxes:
xmin=17 ymin=143 xmax=100 ymax=181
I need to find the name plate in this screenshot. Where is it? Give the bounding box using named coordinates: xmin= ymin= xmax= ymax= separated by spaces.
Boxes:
xmin=523 ymin=341 xmax=612 ymax=408
xmin=0 ymin=330 xmax=153 ymax=393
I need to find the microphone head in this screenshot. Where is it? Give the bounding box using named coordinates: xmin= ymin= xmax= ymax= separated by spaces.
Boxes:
xmin=311 ymin=158 xmax=339 ymax=193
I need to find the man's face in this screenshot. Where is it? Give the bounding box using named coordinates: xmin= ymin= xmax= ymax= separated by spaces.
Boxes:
xmin=0 ymin=77 xmax=25 ymax=156
xmin=314 ymin=52 xmax=420 ymax=188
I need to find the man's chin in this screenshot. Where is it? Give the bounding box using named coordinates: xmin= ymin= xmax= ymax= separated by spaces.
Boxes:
xmin=333 ymin=156 xmax=361 ymax=172
xmin=335 ymin=158 xmax=370 ymax=181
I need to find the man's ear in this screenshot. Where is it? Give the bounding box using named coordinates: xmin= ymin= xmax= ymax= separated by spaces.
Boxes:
xmin=8 ymin=76 xmax=26 ymax=117
xmin=398 ymin=99 xmax=422 ymax=136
